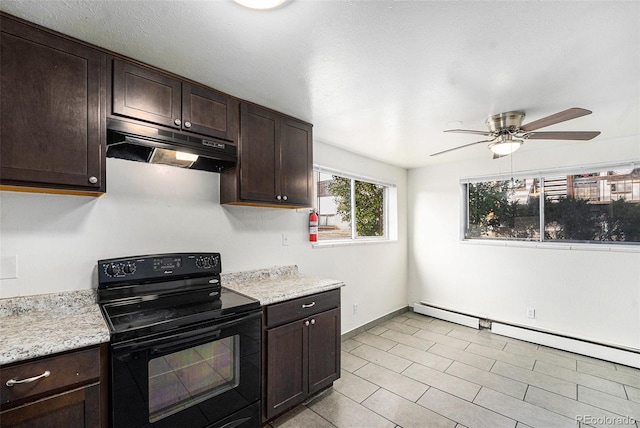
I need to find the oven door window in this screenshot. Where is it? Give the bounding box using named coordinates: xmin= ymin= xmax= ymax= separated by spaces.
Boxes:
xmin=148 ymin=335 xmax=240 ymax=423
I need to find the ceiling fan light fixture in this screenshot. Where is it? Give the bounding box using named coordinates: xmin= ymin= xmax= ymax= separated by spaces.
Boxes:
xmin=232 ymin=0 xmax=288 ymax=10
xmin=489 ymin=139 xmax=522 ymax=156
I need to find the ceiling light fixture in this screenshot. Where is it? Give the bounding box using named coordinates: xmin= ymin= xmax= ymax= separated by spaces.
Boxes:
xmin=488 ymin=135 xmax=523 ymax=156
xmin=232 ymin=0 xmax=288 ymax=10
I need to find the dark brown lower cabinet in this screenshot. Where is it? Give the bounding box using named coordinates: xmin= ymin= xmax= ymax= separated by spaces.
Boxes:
xmin=308 ymin=308 xmax=341 ymax=395
xmin=264 ymin=291 xmax=341 ymax=422
xmin=0 ymin=384 xmax=100 ymax=427
xmin=0 ymin=344 xmax=107 ymax=428
xmin=265 ymin=316 xmax=307 ymax=418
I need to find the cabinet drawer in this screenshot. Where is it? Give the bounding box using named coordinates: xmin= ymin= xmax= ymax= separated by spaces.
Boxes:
xmin=1 ymin=347 xmax=100 ymax=407
xmin=265 ymin=289 xmax=340 ymax=328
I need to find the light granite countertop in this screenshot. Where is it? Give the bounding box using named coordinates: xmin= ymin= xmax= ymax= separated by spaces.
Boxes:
xmin=0 ymin=290 xmax=110 ymax=365
xmin=0 ymin=266 xmax=342 ymax=365
xmin=222 ymin=265 xmax=344 ymax=305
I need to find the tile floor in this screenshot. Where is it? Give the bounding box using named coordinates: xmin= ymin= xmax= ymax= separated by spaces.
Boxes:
xmin=269 ymin=311 xmax=640 ymax=428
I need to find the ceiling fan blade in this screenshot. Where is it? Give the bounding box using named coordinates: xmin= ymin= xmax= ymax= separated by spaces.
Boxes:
xmin=444 ymin=129 xmax=493 ymax=136
xmin=430 ymin=140 xmax=494 ymax=156
xmin=520 ymin=108 xmax=592 ymax=132
xmin=526 ymin=131 xmax=601 ymax=140
xmin=492 ymin=153 xmax=507 ymax=160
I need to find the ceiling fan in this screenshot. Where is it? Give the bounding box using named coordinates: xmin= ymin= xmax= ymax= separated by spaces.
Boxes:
xmin=432 ymin=108 xmax=601 ymax=159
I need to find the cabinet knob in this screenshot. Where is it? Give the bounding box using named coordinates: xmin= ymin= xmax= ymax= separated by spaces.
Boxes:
xmin=88 ymin=176 xmax=98 ymax=184
xmin=276 ymin=195 xmax=282 ymax=201
xmin=310 ymin=319 xmax=316 ymax=325
xmin=184 ymin=121 xmax=192 ymax=128
xmin=304 ymin=320 xmax=310 ymax=326
xmin=174 ymin=119 xmax=182 ymax=126
xmin=283 ymin=195 xmax=288 ymax=201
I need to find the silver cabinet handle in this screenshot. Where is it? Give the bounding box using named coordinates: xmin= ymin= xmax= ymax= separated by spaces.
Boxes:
xmin=310 ymin=319 xmax=316 ymax=325
xmin=302 ymin=302 xmax=315 ymax=308
xmin=6 ymin=370 xmax=50 ymax=387
xmin=184 ymin=121 xmax=192 ymax=128
xmin=304 ymin=320 xmax=310 ymax=326
xmin=283 ymin=195 xmax=288 ymax=201
xmin=88 ymin=176 xmax=98 ymax=184
xmin=174 ymin=119 xmax=181 ymax=126
xmin=276 ymin=195 xmax=282 ymax=201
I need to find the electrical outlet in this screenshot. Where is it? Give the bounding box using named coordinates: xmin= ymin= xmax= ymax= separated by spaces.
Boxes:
xmin=281 ymin=234 xmax=289 ymax=246
xmin=353 ymin=304 xmax=358 ymax=315
xmin=527 ymin=308 xmax=536 ymax=319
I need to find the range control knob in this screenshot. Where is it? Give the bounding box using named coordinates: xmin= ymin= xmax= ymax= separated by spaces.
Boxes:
xmin=123 ymin=262 xmax=136 ymax=274
xmin=195 ymin=255 xmax=219 ymax=269
xmin=105 ymin=263 xmax=121 ymax=277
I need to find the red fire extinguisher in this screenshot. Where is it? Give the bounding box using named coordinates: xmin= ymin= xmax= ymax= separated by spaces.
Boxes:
xmin=309 ymin=210 xmax=318 ymax=242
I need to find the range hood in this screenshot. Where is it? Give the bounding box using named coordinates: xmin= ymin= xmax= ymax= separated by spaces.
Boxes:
xmin=106 ymin=118 xmax=237 ymax=173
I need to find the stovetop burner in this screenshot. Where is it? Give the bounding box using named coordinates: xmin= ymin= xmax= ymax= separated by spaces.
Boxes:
xmin=109 ymin=308 xmax=176 ymax=331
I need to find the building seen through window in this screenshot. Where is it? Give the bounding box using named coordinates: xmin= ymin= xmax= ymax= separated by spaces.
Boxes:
xmin=466 ymin=167 xmax=640 ymax=244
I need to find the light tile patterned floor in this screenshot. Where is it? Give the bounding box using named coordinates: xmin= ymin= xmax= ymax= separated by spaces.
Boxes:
xmin=269 ymin=311 xmax=640 ymax=428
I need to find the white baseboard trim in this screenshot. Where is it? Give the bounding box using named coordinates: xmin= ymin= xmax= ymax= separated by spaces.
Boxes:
xmin=492 ymin=322 xmax=640 ymax=369
xmin=413 ymin=302 xmax=480 ymax=329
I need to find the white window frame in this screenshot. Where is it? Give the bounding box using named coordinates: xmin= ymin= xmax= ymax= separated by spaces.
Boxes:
xmin=313 ymin=165 xmax=397 ymax=246
xmin=461 ymin=160 xmax=640 ymax=252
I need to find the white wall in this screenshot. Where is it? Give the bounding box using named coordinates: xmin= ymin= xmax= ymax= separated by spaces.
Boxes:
xmin=0 ymin=141 xmax=408 ymax=335
xmin=408 ymin=137 xmax=640 ymax=350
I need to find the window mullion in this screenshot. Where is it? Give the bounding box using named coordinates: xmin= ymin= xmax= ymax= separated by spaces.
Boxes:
xmin=350 ymin=178 xmax=356 ymax=240
xmin=539 ymin=178 xmax=545 ymax=242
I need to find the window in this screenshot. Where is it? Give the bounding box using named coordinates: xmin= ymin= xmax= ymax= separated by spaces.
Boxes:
xmin=464 ymin=163 xmax=640 ymax=245
xmin=467 ymin=178 xmax=540 ymax=241
xmin=315 ymin=168 xmax=391 ymax=242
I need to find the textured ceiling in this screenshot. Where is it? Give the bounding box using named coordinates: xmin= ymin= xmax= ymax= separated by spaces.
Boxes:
xmin=2 ymin=0 xmax=638 ymax=168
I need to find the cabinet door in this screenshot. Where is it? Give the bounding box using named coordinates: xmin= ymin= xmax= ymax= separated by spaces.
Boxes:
xmin=182 ymin=83 xmax=237 ymax=141
xmin=0 ymin=383 xmax=100 ymax=428
xmin=239 ymin=103 xmax=280 ymax=203
xmin=308 ymin=308 xmax=341 ymax=395
xmin=112 ymin=59 xmax=181 ymax=129
xmin=0 ymin=16 xmax=105 ymax=192
xmin=279 ymin=118 xmax=313 ymax=206
xmin=265 ymin=319 xmax=307 ymax=420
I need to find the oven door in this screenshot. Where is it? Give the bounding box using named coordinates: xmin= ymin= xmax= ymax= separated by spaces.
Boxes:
xmin=109 ymin=311 xmax=261 ymax=428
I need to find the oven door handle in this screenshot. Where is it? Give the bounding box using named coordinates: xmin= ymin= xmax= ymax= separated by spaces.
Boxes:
xmin=112 ymin=310 xmax=261 ymax=355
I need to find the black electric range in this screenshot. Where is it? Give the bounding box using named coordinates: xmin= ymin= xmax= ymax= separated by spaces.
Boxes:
xmin=97 ymin=252 xmax=261 ymax=428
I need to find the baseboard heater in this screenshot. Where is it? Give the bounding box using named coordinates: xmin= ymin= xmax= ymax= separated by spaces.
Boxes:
xmin=413 ymin=302 xmax=640 ymax=369
xmin=491 ymin=322 xmax=640 ymax=369
xmin=413 ymin=302 xmax=480 ymax=329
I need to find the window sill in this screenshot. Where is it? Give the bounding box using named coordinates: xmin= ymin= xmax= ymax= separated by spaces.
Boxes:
xmin=312 ymin=239 xmax=397 ymax=249
xmin=461 ymin=239 xmax=640 ymax=253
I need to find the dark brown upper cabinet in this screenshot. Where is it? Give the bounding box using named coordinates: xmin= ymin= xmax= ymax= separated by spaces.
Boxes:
xmin=221 ymin=103 xmax=313 ymax=208
xmin=0 ymin=13 xmax=106 ymax=195
xmin=111 ymin=59 xmax=238 ymax=142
